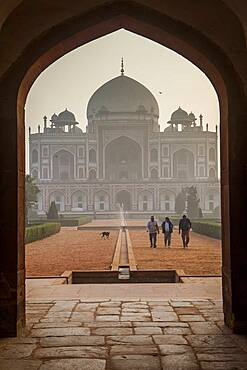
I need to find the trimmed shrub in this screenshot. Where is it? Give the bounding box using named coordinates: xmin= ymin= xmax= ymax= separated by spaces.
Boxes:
xmin=28 ymin=216 xmax=92 ymax=227
xmin=78 ymin=216 xmax=92 ymax=226
xmin=47 ymin=201 xmax=59 ymax=219
xmin=25 ymin=223 xmax=60 ymax=244
xmin=191 ymin=221 xmax=221 ymax=239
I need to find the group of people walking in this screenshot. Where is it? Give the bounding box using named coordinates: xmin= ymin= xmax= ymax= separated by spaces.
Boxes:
xmin=146 ymin=215 xmax=191 ymax=248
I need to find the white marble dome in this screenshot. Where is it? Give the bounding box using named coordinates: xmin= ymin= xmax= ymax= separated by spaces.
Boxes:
xmin=87 ymin=75 xmax=159 ymax=119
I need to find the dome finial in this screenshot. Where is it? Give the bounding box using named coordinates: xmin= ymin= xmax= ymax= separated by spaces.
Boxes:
xmin=121 ymin=57 xmax=124 ymax=76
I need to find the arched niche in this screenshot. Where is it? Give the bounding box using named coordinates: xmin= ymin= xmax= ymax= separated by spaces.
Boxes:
xmin=105 ymin=136 xmax=142 ymax=181
xmin=173 ymin=149 xmax=194 ymax=179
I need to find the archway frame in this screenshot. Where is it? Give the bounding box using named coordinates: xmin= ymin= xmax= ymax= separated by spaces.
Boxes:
xmin=104 ymin=135 xmax=143 ymax=180
xmin=1 ymin=1 xmax=246 ymax=336
xmin=115 ymin=189 xmax=132 ymax=210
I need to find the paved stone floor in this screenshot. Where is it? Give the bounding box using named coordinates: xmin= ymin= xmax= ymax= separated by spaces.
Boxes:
xmin=1 ymin=298 xmax=247 ymax=369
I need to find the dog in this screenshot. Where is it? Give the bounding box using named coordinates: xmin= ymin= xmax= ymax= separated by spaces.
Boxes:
xmin=100 ymin=231 xmax=110 ymax=239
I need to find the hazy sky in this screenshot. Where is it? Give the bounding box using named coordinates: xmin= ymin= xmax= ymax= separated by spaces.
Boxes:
xmin=25 ymin=29 xmax=220 ymax=169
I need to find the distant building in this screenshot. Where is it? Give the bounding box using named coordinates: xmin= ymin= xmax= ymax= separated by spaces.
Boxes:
xmin=29 ymin=65 xmax=220 ymax=216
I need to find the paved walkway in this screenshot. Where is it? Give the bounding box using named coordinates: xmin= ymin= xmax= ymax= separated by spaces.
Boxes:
xmin=1 ymin=295 xmax=247 ymax=370
xmin=9 ymin=219 xmax=242 ymax=369
xmin=26 ymin=280 xmax=222 ymax=301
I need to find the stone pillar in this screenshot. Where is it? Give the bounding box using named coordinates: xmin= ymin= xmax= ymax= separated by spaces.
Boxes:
xmin=0 ymin=85 xmax=25 ymax=337
xmin=222 ymin=111 xmax=247 ymax=333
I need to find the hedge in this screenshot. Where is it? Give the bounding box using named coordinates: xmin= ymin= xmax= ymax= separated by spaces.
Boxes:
xmin=25 ymin=223 xmax=60 ymax=244
xmin=191 ymin=221 xmax=221 ymax=239
xmin=28 ymin=216 xmax=92 ymax=227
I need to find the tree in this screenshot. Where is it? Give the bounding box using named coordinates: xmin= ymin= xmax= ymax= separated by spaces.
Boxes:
xmin=47 ymin=201 xmax=59 ymax=219
xmin=198 ymin=207 xmax=203 ymax=218
xmin=25 ymin=175 xmax=40 ymax=224
xmin=175 ymin=188 xmax=186 ymax=215
xmin=187 ymin=186 xmax=200 ymax=219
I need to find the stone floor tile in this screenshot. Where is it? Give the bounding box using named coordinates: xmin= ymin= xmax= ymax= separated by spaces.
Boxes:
xmin=204 ymin=314 xmax=224 ymax=322
xmin=97 ymin=308 xmax=121 ymax=315
xmin=179 ymin=315 xmax=205 ymax=322
xmin=96 ymin=315 xmax=119 ymax=321
xmin=122 ymin=303 xmax=148 ymax=309
xmin=121 ymin=312 xmax=150 ymax=317
xmin=153 ymin=335 xmax=187 ymax=345
xmin=216 ymin=321 xmax=233 ymax=334
xmin=40 ymin=318 xmax=69 ymax=323
xmin=170 ymin=301 xmax=194 ymax=307
xmin=74 ymin=303 xmax=98 ymax=312
xmin=40 ymin=335 xmax=105 ymax=347
xmin=133 ymin=322 xmax=188 ymax=327
xmin=152 ymin=312 xmax=178 ymax=322
xmin=109 ymin=355 xmax=161 ymax=370
xmin=190 ymin=322 xmax=222 ymax=334
xmin=84 ymin=321 xmax=131 ymax=328
xmin=197 ymin=353 xmax=247 ymax=361
xmin=186 ymin=335 xmax=238 ymax=348
xmin=232 ymin=334 xmax=247 ymax=352
xmin=159 ymin=344 xmax=193 ymax=355
xmin=0 ymin=344 xmax=36 ymax=359
xmin=27 ymin=305 xmax=51 ymax=309
xmin=0 ymin=337 xmax=37 ymax=345
xmin=163 ymin=327 xmax=192 ymax=335
xmin=26 ymin=310 xmax=49 ymax=315
xmin=193 ymin=347 xmax=244 ymax=354
xmin=211 ymin=300 xmax=223 ymax=306
xmin=0 ymin=359 xmax=42 ymax=370
xmin=48 ymin=302 xmax=77 ymax=312
xmin=175 ymin=307 xmax=200 ymax=315
xmin=191 ymin=300 xmax=213 ymax=306
xmin=148 ymin=301 xmax=170 ymax=306
xmin=122 ymin=308 xmax=149 ymax=313
xmin=199 ymin=308 xmax=223 ymax=313
xmin=200 ymin=361 xmax=247 ymax=369
xmin=40 ymin=358 xmax=106 ymax=370
xmin=33 ymin=322 xmax=82 ymax=329
xmin=92 ymin=327 xmax=133 ymax=336
xmin=106 ymin=335 xmax=153 ymax=345
xmin=161 ymin=353 xmax=199 ymax=370
xmin=110 ymin=345 xmax=158 ymax=355
xmin=150 ymin=306 xmax=174 ymax=312
xmin=34 ymin=346 xmax=107 ymax=359
xmin=30 ymin=327 xmax=90 ymax=337
xmin=120 ymin=316 xmax=151 ymax=322
xmin=45 ymin=311 xmax=71 ymax=318
xmin=27 ymin=300 xmax=55 ymax=304
xmin=134 ymin=326 xmax=162 ymax=335
xmin=99 ymin=301 xmax=121 ymax=307
xmin=70 ymin=312 xmax=95 ymax=321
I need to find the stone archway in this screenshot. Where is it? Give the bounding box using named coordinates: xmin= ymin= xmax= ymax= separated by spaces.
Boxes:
xmin=105 ymin=136 xmax=142 ymax=181
xmin=116 ymin=190 xmax=132 ymax=210
xmin=1 ymin=1 xmax=247 ymax=335
xmin=53 ymin=149 xmax=74 ymax=180
xmin=173 ymin=149 xmax=194 ymax=179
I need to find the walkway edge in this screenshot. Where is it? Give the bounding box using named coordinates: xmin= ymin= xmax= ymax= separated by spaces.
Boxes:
xmin=111 ymin=229 xmax=122 ymax=271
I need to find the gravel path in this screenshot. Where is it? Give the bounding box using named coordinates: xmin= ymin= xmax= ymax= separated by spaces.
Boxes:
xmin=26 ymin=229 xmax=118 ymax=276
xmin=130 ymin=229 xmax=221 ymax=275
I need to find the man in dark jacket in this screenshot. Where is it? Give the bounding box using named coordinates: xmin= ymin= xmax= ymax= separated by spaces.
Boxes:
xmin=161 ymin=217 xmax=173 ymax=247
xmin=147 ymin=215 xmax=159 ymax=248
xmin=179 ymin=215 xmax=192 ymax=248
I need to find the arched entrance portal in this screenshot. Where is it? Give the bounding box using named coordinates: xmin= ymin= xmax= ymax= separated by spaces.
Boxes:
xmin=1 ymin=1 xmax=247 ymax=336
xmin=116 ymin=190 xmax=132 ymax=210
xmin=105 ymin=136 xmax=142 ymax=181
xmin=173 ymin=149 xmax=194 ymax=179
